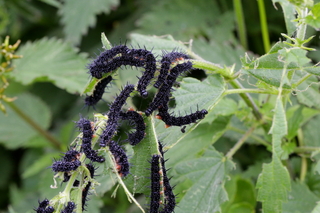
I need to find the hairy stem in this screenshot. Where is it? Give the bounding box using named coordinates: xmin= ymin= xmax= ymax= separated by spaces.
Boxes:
xmin=225 ymin=88 xmax=277 ymax=95
xmin=6 ymin=101 xmax=62 ymax=150
xmin=233 ymin=0 xmax=248 ymax=49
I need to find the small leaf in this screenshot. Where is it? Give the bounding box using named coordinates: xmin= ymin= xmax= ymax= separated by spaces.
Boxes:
xmin=256 ymin=156 xmax=291 ymax=213
xmin=11 ymin=37 xmax=89 ymax=94
xmin=174 ymin=151 xmax=234 ymax=213
xmin=306 ymin=3 xmax=320 ymax=29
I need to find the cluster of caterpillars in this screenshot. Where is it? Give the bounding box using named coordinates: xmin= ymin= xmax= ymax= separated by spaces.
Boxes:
xmin=35 ymin=44 xmax=208 ymax=213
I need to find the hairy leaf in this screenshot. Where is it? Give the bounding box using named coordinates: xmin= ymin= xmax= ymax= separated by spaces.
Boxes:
xmin=11 ymin=37 xmax=89 ymax=94
xmin=59 ymin=0 xmax=119 ymax=45
xmin=174 ymin=151 xmax=234 ymax=213
xmin=256 ymin=156 xmax=291 ymax=213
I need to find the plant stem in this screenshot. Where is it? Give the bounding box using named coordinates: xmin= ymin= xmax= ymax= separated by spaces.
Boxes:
xmin=257 ymin=0 xmax=270 ymax=53
xmin=233 ymin=0 xmax=248 ymax=49
xmin=225 ymin=88 xmax=277 ymax=95
xmin=229 ymin=79 xmax=262 ymax=121
xmin=6 ymin=101 xmax=62 ymax=150
xmin=292 ymin=73 xmax=312 ymax=88
xmin=226 ymin=126 xmax=256 ymax=159
xmin=296 ymin=8 xmax=308 ymax=41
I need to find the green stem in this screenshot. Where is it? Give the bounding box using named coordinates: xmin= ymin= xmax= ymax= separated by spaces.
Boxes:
xmin=229 ymin=79 xmax=262 ymax=121
xmin=226 ymin=126 xmax=256 ymax=159
xmin=294 ymin=146 xmax=320 ymax=153
xmin=228 ymin=125 xmax=271 ymax=147
xmin=257 ymin=0 xmax=270 ymax=53
xmin=292 ymin=73 xmax=312 ymax=88
xmin=296 ymin=8 xmax=308 ymax=41
xmin=6 ymin=101 xmax=62 ymax=150
xmin=233 ymin=0 xmax=248 ymax=49
xmin=225 ymin=88 xmax=277 ymax=95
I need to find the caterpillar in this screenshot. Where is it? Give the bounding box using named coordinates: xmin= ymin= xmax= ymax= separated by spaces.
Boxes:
xmin=82 ymin=164 xmax=96 ymax=211
xmin=119 ymin=110 xmax=146 ymax=146
xmin=108 ymin=140 xmax=130 ymax=177
xmin=85 ymin=76 xmax=113 ymax=107
xmin=100 ymin=84 xmax=134 ymax=147
xmin=149 ymin=155 xmax=161 ymax=213
xmin=77 ymin=117 xmax=105 ymax=163
xmin=61 ymin=202 xmax=75 ymax=213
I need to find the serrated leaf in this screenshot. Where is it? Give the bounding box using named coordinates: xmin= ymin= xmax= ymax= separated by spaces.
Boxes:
xmin=269 ymin=98 xmax=287 ymax=158
xmin=130 ymin=33 xmax=189 ymax=57
xmin=11 ymin=37 xmax=89 ymax=94
xmin=174 ymin=150 xmax=234 ymax=213
xmin=59 ymin=0 xmax=119 ymax=45
xmin=0 ymin=93 xmax=51 ymax=149
xmin=271 ymin=0 xmax=296 ymax=36
xmin=173 ymin=75 xmax=225 ymax=114
xmin=282 ymin=181 xmax=319 ymax=213
xmin=124 ymin=116 xmax=160 ymax=194
xmin=243 ymin=42 xmax=312 ymax=89
xmin=135 ymin=0 xmax=221 ymax=41
xmin=256 ymin=156 xmax=291 ymax=213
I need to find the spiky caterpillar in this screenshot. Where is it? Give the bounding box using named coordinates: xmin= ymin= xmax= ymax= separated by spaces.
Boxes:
xmin=76 ymin=117 xmax=105 ymax=163
xmin=145 ymin=61 xmax=193 ymax=116
xmin=85 ymin=76 xmax=113 ymax=107
xmin=100 ymin=84 xmax=135 ymax=147
xmin=108 ymin=140 xmax=130 ymax=177
xmin=119 ymin=110 xmax=146 ymax=146
xmin=149 ymin=155 xmax=161 ymax=213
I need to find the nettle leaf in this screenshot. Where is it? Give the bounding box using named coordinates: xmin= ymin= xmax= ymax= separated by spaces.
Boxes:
xmin=269 ymin=99 xmax=287 ymax=158
xmin=282 ymin=181 xmax=319 ymax=213
xmin=306 ymin=3 xmax=320 ymax=29
xmin=124 ymin=115 xmax=159 ymax=194
xmin=135 ymin=0 xmax=221 ymax=41
xmin=0 ymin=93 xmax=51 ymax=149
xmin=297 ymin=75 xmax=320 ymax=109
xmin=11 ymin=37 xmax=89 ymax=94
xmin=172 ymin=75 xmax=226 ymax=115
xmin=244 ymin=42 xmax=311 ymax=89
xmin=59 ymin=0 xmax=119 ymax=45
xmin=130 ymin=33 xmax=189 ymax=57
xmin=271 ymin=0 xmax=296 ymax=36
xmin=174 ymin=150 xmax=234 ymax=213
xmin=256 ymin=156 xmax=291 ymax=213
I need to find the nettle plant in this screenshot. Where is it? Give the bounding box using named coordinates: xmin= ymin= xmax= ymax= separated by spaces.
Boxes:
xmin=27 ymin=2 xmax=320 ymax=213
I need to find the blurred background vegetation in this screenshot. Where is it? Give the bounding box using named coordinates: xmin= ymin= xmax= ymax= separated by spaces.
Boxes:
xmin=1 ymin=0 xmax=320 ymax=212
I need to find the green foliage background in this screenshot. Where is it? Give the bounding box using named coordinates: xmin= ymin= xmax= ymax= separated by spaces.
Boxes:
xmin=2 ymin=0 xmax=320 ymax=212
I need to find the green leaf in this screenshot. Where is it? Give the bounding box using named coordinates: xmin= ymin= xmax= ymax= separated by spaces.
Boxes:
xmin=306 ymin=3 xmax=320 ymax=29
xmin=221 ymin=176 xmax=256 ymax=213
xmin=11 ymin=37 xmax=89 ymax=94
xmin=271 ymin=0 xmax=297 ymax=36
xmin=278 ymin=48 xmax=310 ymax=67
xmin=174 ymin=150 xmax=234 ymax=213
xmin=0 ymin=93 xmax=51 ymax=149
xmin=173 ymin=75 xmax=226 ymax=115
xmin=296 ymin=76 xmax=320 ymax=109
xmin=59 ymin=0 xmax=119 ymax=45
xmin=124 ymin=116 xmax=160 ymax=194
xmin=282 ymin=181 xmax=319 ymax=213
xmin=303 ymin=114 xmax=320 ymax=147
xmin=22 ymin=153 xmax=59 ymax=178
xmin=135 ymin=0 xmax=222 ymax=41
xmin=130 ymin=33 xmax=189 ymax=56
xmin=256 ymin=156 xmax=291 ymax=213
xmin=312 ymin=202 xmax=320 ymax=213
xmin=287 ymin=106 xmax=303 ymax=140
xmin=269 ymin=98 xmax=287 ymax=158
